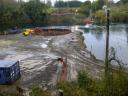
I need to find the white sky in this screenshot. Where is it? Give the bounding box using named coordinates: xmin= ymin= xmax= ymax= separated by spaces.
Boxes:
xmin=23 ymin=0 xmax=120 ymax=3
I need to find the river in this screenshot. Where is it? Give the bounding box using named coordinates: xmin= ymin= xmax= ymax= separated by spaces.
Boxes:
xmin=78 ymin=24 xmax=128 ymax=65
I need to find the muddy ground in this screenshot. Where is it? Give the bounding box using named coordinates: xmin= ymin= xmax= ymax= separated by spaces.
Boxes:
xmin=0 ymin=30 xmax=104 ymax=94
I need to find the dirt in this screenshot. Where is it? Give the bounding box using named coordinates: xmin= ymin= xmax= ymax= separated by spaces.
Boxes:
xmin=32 ymin=28 xmax=71 ymax=36
xmin=0 ymin=30 xmax=104 ymax=94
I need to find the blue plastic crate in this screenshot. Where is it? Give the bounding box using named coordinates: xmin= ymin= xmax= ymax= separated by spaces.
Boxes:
xmin=0 ymin=60 xmax=21 ymax=84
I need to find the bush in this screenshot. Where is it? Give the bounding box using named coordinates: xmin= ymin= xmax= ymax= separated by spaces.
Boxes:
xmin=77 ymin=70 xmax=93 ymax=90
xmin=58 ymin=81 xmax=88 ymax=96
xmin=29 ymin=86 xmax=51 ymax=96
xmin=96 ymin=71 xmax=128 ymax=96
xmin=58 ymin=69 xmax=128 ymax=96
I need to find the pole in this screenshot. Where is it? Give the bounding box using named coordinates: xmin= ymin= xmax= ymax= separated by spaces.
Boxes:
xmin=105 ymin=9 xmax=110 ymax=76
xmin=105 ymin=9 xmax=110 ymax=96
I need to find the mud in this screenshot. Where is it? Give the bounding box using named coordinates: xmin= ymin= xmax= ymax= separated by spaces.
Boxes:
xmin=0 ymin=30 xmax=104 ymax=93
xmin=32 ymin=28 xmax=71 ymax=36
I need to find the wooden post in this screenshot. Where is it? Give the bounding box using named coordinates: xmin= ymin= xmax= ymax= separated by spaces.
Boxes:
xmin=105 ymin=9 xmax=111 ymax=96
xmin=105 ymin=9 xmax=110 ymax=76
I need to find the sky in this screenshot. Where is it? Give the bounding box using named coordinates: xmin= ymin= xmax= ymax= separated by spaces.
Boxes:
xmin=23 ymin=0 xmax=120 ymax=3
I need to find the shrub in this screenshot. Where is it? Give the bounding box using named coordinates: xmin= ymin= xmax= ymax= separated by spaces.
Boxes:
xmin=58 ymin=81 xmax=87 ymax=96
xmin=29 ymin=86 xmax=51 ymax=96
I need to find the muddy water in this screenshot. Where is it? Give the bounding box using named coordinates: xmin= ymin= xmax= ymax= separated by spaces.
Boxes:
xmin=0 ymin=30 xmax=103 ymax=92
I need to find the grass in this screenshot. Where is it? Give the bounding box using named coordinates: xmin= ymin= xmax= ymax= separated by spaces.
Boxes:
xmin=1 ymin=69 xmax=127 ymax=96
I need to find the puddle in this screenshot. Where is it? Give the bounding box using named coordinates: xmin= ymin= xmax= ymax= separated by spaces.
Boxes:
xmin=41 ymin=43 xmax=48 ymax=48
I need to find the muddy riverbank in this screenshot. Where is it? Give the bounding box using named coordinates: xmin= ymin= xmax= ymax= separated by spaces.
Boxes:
xmin=0 ymin=30 xmax=104 ymax=94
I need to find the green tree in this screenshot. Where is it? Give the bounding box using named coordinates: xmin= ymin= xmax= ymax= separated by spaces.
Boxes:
xmin=95 ymin=10 xmax=106 ymax=24
xmin=120 ymin=0 xmax=128 ymax=4
xmin=0 ymin=0 xmax=19 ymax=32
xmin=80 ymin=1 xmax=91 ymax=17
xmin=55 ymin=0 xmax=82 ymax=8
xmin=21 ymin=0 xmax=49 ymax=26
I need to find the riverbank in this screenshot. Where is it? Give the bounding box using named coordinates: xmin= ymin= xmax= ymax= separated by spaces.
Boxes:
xmin=0 ymin=30 xmax=104 ymax=95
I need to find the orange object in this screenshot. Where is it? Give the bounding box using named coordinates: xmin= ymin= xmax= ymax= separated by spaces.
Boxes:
xmin=58 ymin=58 xmax=68 ymax=81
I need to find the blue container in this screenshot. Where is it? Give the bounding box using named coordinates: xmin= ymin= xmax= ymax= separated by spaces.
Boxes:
xmin=0 ymin=60 xmax=21 ymax=84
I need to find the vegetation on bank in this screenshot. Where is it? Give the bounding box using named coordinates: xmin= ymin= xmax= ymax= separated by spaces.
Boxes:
xmin=0 ymin=66 xmax=128 ymax=96
xmin=54 ymin=0 xmax=128 ymax=24
xmin=0 ymin=0 xmax=128 ymax=33
xmin=57 ymin=69 xmax=128 ymax=96
xmin=0 ymin=0 xmax=51 ymax=32
xmin=79 ymin=0 xmax=128 ymax=24
xmin=19 ymin=69 xmax=128 ymax=96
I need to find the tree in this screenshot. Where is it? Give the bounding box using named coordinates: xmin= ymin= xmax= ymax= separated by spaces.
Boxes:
xmin=0 ymin=0 xmax=19 ymax=32
xmin=47 ymin=0 xmax=52 ymax=6
xmin=55 ymin=0 xmax=82 ymax=8
xmin=0 ymin=0 xmax=51 ymax=33
xmin=95 ymin=10 xmax=106 ymax=24
xmin=120 ymin=0 xmax=128 ymax=4
xmin=21 ymin=0 xmax=49 ymax=26
xmin=80 ymin=1 xmax=91 ymax=17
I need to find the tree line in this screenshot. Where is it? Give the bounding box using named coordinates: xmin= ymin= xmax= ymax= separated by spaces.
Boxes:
xmin=54 ymin=0 xmax=82 ymax=8
xmin=0 ymin=0 xmax=128 ymax=32
xmin=79 ymin=0 xmax=128 ymax=24
xmin=53 ymin=0 xmax=128 ymax=24
xmin=0 ymin=0 xmax=51 ymax=32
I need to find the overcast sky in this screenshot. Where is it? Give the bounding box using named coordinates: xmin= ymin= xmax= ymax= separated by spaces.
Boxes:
xmin=23 ymin=0 xmax=120 ymax=3
xmin=60 ymin=0 xmax=120 ymax=2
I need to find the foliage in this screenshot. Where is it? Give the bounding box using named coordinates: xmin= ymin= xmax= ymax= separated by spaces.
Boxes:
xmin=95 ymin=10 xmax=106 ymax=24
xmin=0 ymin=0 xmax=19 ymax=32
xmin=21 ymin=0 xmax=50 ymax=26
xmin=0 ymin=0 xmax=51 ymax=32
xmin=111 ymin=4 xmax=128 ymax=23
xmin=58 ymin=81 xmax=87 ymax=96
xmin=55 ymin=0 xmax=82 ymax=8
xmin=79 ymin=1 xmax=91 ymax=17
xmin=57 ymin=68 xmax=128 ymax=96
xmin=96 ymin=71 xmax=128 ymax=96
xmin=77 ymin=70 xmax=92 ymax=89
xmin=119 ymin=0 xmax=128 ymax=4
xmin=29 ymin=86 xmax=51 ymax=96
xmin=79 ymin=0 xmax=128 ymax=24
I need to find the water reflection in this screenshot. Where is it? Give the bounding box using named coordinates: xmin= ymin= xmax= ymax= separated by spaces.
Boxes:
xmin=91 ymin=28 xmax=104 ymax=41
xmin=125 ymin=26 xmax=128 ymax=43
xmin=82 ymin=24 xmax=128 ymax=64
xmin=110 ymin=24 xmax=125 ymax=33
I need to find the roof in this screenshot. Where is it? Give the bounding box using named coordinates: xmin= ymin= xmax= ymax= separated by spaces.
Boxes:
xmin=0 ymin=60 xmax=18 ymax=68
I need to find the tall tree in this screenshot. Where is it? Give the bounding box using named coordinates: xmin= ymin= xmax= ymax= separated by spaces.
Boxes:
xmin=121 ymin=0 xmax=128 ymax=4
xmin=55 ymin=0 xmax=82 ymax=8
xmin=80 ymin=1 xmax=91 ymax=17
xmin=22 ymin=0 xmax=49 ymax=26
